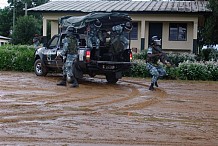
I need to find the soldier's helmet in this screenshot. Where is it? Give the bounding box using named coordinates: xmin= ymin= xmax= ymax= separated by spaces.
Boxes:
xmin=65 ymin=26 xmax=75 ymax=36
xmin=94 ymin=19 xmax=102 ymax=28
xmin=124 ymin=21 xmax=132 ymax=32
xmin=151 ymin=36 xmax=161 ymax=46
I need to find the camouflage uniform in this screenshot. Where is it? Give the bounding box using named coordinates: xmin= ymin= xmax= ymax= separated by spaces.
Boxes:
xmin=110 ymin=24 xmax=129 ymax=53
xmin=146 ymin=46 xmax=166 ymax=90
xmin=87 ymin=23 xmax=100 ymax=49
xmin=57 ymin=34 xmax=79 ymax=87
xmin=33 ymin=35 xmax=40 ymax=50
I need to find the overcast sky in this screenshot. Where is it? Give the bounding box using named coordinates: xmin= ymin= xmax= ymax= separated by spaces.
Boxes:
xmin=0 ymin=0 xmax=9 ymax=9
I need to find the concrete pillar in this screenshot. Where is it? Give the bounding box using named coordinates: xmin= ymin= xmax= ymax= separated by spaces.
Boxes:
xmin=193 ymin=19 xmax=198 ymax=54
xmin=140 ymin=20 xmax=145 ymax=51
xmin=43 ymin=17 xmax=47 ymax=36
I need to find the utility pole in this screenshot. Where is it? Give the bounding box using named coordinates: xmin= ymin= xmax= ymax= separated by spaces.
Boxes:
xmin=24 ymin=3 xmax=27 ymax=16
xmin=12 ymin=0 xmax=15 ymax=33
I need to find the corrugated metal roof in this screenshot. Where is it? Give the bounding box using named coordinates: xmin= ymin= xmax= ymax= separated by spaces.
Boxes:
xmin=28 ymin=1 xmax=211 ymax=13
xmin=0 ymin=35 xmax=11 ymax=40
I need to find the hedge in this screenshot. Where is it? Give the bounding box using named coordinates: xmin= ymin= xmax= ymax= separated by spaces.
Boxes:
xmin=0 ymin=45 xmax=217 ymax=81
xmin=0 ymin=45 xmax=35 ymax=71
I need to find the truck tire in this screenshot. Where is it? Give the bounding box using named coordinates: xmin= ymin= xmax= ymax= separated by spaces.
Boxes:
xmin=106 ymin=74 xmax=118 ymax=84
xmin=34 ymin=59 xmax=48 ymax=76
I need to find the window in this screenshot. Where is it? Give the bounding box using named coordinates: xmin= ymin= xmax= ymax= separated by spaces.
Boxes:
xmin=124 ymin=22 xmax=138 ymax=40
xmin=169 ymin=23 xmax=187 ymax=41
xmin=48 ymin=36 xmax=59 ymax=48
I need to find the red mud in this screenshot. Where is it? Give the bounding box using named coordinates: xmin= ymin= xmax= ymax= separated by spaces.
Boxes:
xmin=0 ymin=71 xmax=217 ymax=145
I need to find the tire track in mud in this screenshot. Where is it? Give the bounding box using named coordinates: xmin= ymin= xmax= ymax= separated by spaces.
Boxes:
xmin=0 ymin=136 xmax=185 ymax=145
xmin=0 ymin=73 xmax=168 ymax=128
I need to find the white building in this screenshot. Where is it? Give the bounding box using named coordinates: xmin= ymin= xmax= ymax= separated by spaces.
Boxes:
xmin=0 ymin=35 xmax=11 ymax=46
xmin=28 ymin=0 xmax=211 ymax=54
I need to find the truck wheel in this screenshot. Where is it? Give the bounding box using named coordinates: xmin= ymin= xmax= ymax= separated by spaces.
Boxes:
xmin=34 ymin=59 xmax=48 ymax=76
xmin=106 ymin=74 xmax=118 ymax=84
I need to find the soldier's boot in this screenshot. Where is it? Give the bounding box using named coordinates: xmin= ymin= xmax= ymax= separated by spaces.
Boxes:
xmin=149 ymin=83 xmax=154 ymax=91
xmin=155 ymin=82 xmax=158 ymax=87
xmin=71 ymin=78 xmax=79 ymax=88
xmin=57 ymin=76 xmax=66 ymax=86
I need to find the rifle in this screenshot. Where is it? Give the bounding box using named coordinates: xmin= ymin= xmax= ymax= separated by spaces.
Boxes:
xmin=153 ymin=46 xmax=175 ymax=67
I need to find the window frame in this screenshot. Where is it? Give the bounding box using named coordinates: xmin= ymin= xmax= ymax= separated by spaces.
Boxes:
xmin=169 ymin=23 xmax=187 ymax=41
xmin=124 ymin=22 xmax=138 ymax=40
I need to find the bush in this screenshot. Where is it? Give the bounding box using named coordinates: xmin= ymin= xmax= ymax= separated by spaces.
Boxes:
xmin=133 ymin=51 xmax=196 ymax=67
xmin=167 ymin=53 xmax=196 ymax=66
xmin=178 ymin=61 xmax=218 ymax=81
xmin=130 ymin=51 xmax=218 ymax=81
xmin=132 ymin=50 xmax=147 ymax=60
xmin=0 ymin=45 xmax=35 ymax=71
xmin=129 ymin=59 xmax=149 ymax=78
xmin=199 ymin=48 xmax=218 ymax=61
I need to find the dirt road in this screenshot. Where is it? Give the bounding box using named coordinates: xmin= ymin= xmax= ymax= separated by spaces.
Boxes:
xmin=0 ymin=71 xmax=217 ymax=146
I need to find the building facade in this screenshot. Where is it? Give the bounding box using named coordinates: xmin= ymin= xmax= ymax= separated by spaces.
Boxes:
xmin=0 ymin=36 xmax=11 ymax=46
xmin=28 ymin=1 xmax=211 ymax=54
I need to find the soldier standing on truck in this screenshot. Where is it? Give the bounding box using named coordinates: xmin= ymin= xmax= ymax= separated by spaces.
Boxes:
xmin=86 ymin=19 xmax=102 ymax=58
xmin=110 ymin=22 xmax=132 ymax=53
xmin=146 ymin=36 xmax=170 ymax=91
xmin=56 ymin=26 xmax=79 ymax=88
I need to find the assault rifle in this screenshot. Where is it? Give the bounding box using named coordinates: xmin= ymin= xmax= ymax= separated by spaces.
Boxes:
xmin=153 ymin=46 xmax=175 ymax=67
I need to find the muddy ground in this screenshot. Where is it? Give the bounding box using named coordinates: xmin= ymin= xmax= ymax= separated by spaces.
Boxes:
xmin=0 ymin=71 xmax=217 ymax=146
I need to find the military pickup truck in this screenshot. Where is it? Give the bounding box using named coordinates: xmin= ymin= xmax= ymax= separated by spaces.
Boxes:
xmin=34 ymin=12 xmax=134 ymax=83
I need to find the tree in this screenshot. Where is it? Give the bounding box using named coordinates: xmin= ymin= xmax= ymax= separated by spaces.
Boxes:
xmin=201 ymin=0 xmax=218 ymax=45
xmin=0 ymin=0 xmax=49 ymax=38
xmin=12 ymin=15 xmax=41 ymax=45
xmin=7 ymin=0 xmax=50 ymax=19
xmin=0 ymin=7 xmax=13 ymax=36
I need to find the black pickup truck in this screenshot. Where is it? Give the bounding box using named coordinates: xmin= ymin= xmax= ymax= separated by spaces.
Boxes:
xmin=34 ymin=12 xmax=133 ymax=83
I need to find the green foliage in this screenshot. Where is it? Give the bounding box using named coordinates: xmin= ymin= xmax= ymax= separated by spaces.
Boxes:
xmin=167 ymin=53 xmax=196 ymax=66
xmin=133 ymin=50 xmax=147 ymax=60
xmin=0 ymin=45 xmax=35 ymax=71
xmin=130 ymin=51 xmax=217 ymax=81
xmin=133 ymin=51 xmax=196 ymax=67
xmin=12 ymin=15 xmax=41 ymax=45
xmin=165 ymin=67 xmax=179 ymax=80
xmin=178 ymin=61 xmax=218 ymax=81
xmin=128 ymin=59 xmax=149 ymax=78
xmin=199 ymin=48 xmax=218 ymax=61
xmin=200 ymin=0 xmax=218 ymax=45
xmin=0 ymin=7 xmax=12 ymax=37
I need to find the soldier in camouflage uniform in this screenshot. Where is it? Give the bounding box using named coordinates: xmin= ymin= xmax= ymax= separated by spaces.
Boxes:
xmin=56 ymin=27 xmax=79 ymax=88
xmin=146 ymin=36 xmax=168 ymax=91
xmin=33 ymin=34 xmax=41 ymax=50
xmin=110 ymin=22 xmax=132 ymax=54
xmin=86 ymin=19 xmax=102 ymax=58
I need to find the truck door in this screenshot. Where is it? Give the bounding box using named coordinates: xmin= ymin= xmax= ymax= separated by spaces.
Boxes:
xmin=43 ymin=35 xmax=60 ymax=68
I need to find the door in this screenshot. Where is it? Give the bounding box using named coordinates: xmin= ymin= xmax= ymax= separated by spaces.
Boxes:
xmin=43 ymin=35 xmax=60 ymax=68
xmin=148 ymin=23 xmax=163 ymax=47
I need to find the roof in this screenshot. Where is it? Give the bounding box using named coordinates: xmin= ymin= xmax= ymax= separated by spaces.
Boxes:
xmin=28 ymin=0 xmax=211 ymax=13
xmin=0 ymin=35 xmax=11 ymax=40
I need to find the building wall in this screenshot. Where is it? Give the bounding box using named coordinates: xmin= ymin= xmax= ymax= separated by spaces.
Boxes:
xmin=42 ymin=13 xmax=199 ymax=53
xmin=162 ymin=22 xmax=193 ymax=53
xmin=0 ymin=38 xmax=10 ymax=46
